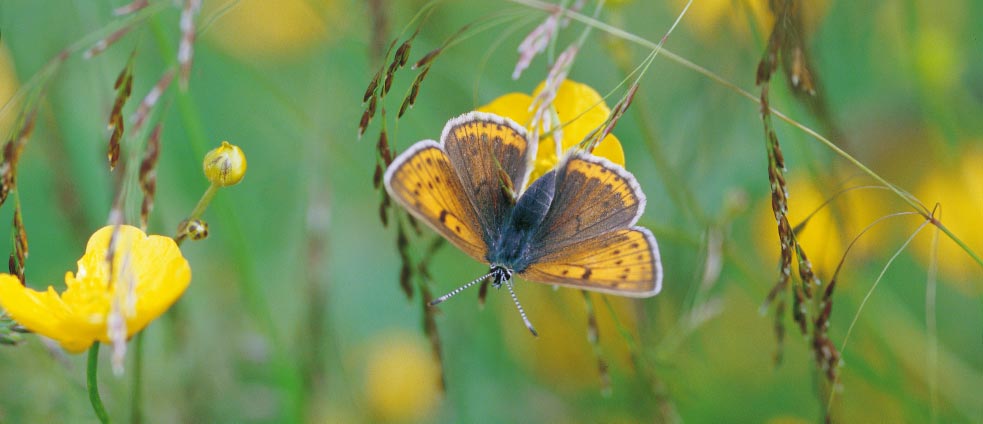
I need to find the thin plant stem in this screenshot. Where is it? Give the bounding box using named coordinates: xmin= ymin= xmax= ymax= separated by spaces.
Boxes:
xmin=147 ymin=16 xmax=304 ymax=422
xmin=826 ymin=218 xmax=931 ymax=414
xmin=926 ymin=217 xmax=940 ymax=424
xmin=131 ymin=332 xmax=144 ymax=424
xmin=187 ymin=183 xmax=220 ymax=222
xmin=87 ymin=343 xmax=111 ymax=424
xmin=507 ymin=0 xmax=983 ymax=271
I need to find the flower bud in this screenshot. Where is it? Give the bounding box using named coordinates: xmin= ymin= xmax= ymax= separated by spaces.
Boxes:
xmin=183 ymin=219 xmax=209 ymax=241
xmin=203 ymin=141 xmax=247 ymax=187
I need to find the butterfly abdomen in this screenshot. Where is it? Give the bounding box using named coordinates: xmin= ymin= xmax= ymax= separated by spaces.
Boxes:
xmin=486 ymin=171 xmax=557 ymax=272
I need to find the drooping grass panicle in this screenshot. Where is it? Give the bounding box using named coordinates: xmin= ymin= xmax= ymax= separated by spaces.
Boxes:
xmin=755 ymin=0 xmax=843 ymax=388
xmin=131 ymin=70 xmax=175 ymax=134
xmin=83 ymin=27 xmax=134 ymax=59
xmin=396 ymin=218 xmax=413 ymax=299
xmin=114 ymin=0 xmax=150 ymax=16
xmin=10 ymin=203 xmax=28 ymax=285
xmin=107 ymin=61 xmax=135 ymax=170
xmin=512 ymin=0 xmax=584 ymax=80
xmin=367 ymin=0 xmax=391 ymax=61
xmin=581 ymin=291 xmax=612 ymax=395
xmin=138 ymin=124 xmax=162 ymax=231
xmin=177 ymin=0 xmax=202 ymax=90
xmin=0 ymin=106 xmax=38 ymax=208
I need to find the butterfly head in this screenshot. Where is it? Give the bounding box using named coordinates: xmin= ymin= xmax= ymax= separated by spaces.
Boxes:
xmin=488 ymin=265 xmax=513 ymax=288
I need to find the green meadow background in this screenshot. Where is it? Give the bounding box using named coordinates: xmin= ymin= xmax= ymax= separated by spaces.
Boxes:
xmin=0 ymin=0 xmax=980 ymax=422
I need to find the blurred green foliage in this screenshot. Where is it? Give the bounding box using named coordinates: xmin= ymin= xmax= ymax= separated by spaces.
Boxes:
xmin=0 ymin=0 xmax=980 ymax=422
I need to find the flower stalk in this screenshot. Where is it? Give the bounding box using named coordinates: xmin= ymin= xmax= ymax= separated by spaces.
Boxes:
xmin=87 ymin=343 xmax=111 ymax=424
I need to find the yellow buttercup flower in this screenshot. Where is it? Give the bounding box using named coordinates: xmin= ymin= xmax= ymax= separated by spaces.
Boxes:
xmin=478 ymin=79 xmax=626 ymax=183
xmin=0 ymin=225 xmax=191 ymax=353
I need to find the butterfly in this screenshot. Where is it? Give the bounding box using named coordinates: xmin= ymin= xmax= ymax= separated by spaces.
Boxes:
xmin=384 ymin=112 xmax=662 ymax=336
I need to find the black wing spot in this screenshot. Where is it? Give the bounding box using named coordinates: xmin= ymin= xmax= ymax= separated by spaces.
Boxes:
xmin=630 ymin=242 xmax=640 ymax=249
xmin=416 ymin=182 xmax=423 ymax=188
xmin=561 ymin=269 xmax=569 ymax=276
xmin=425 ymin=157 xmax=433 ymax=165
xmin=612 ymin=249 xmax=621 ymax=255
xmin=439 ymin=210 xmax=448 ymax=223
xmin=615 ymin=259 xmax=624 ymax=265
xmin=413 ymin=189 xmax=420 ymax=196
xmin=581 ymin=268 xmax=592 ymax=280
xmin=435 ymin=176 xmax=441 ymax=184
xmin=428 ymin=182 xmax=434 ymax=189
xmin=455 ymin=225 xmax=462 ymax=233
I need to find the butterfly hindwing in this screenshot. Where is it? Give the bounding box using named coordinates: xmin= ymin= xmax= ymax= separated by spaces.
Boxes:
xmin=384 ymin=140 xmax=487 ymax=261
xmin=442 ymin=112 xmax=536 ymax=244
xmin=528 ymin=152 xmax=646 ymax=258
xmin=520 ymin=226 xmax=662 ymax=296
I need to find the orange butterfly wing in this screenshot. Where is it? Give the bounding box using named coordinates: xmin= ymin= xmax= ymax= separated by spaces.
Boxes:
xmin=384 ymin=140 xmax=487 ymax=261
xmin=520 ymin=227 xmax=662 ymax=296
xmin=443 ymin=112 xmax=535 ymax=241
xmin=521 ymin=153 xmax=662 ymax=296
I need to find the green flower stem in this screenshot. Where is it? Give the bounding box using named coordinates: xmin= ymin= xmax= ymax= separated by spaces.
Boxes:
xmin=147 ymin=17 xmax=304 ymax=422
xmin=131 ymin=332 xmax=144 ymax=424
xmin=188 ymin=183 xmax=220 ymax=221
xmin=87 ymin=343 xmax=111 ymax=424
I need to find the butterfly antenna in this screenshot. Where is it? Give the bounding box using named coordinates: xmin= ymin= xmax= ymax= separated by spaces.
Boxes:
xmin=429 ymin=271 xmax=495 ymax=306
xmin=505 ymin=280 xmax=538 ymax=337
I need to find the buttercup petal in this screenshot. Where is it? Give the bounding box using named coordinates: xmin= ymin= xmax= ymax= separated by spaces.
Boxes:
xmin=478 ymin=80 xmax=625 ymax=184
xmin=0 ymin=225 xmax=190 ymax=353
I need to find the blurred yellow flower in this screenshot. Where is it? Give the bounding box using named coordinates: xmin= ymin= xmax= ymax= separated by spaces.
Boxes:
xmin=478 ymin=79 xmax=625 ymax=184
xmin=676 ymin=0 xmax=828 ymax=40
xmin=914 ymin=147 xmax=983 ymax=295
xmin=0 ymin=44 xmax=20 ymax=138
xmin=0 ymin=225 xmax=191 ymax=353
xmin=363 ymin=331 xmax=441 ymax=422
xmin=203 ymin=0 xmax=340 ymax=58
xmin=497 ymin=285 xmax=638 ymax=390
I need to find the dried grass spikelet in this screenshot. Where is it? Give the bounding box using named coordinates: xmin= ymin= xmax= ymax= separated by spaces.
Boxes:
xmin=107 ymin=63 xmax=134 ymax=170
xmin=177 ymin=0 xmax=202 ymax=89
xmin=138 ymin=124 xmax=162 ymax=231
xmin=131 ymin=70 xmax=175 ymax=134
xmin=0 ymin=107 xmax=38 ymax=208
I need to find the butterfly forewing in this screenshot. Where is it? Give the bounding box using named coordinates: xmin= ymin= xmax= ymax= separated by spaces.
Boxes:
xmin=442 ymin=112 xmax=536 ymax=243
xmin=384 ymin=140 xmax=487 ymax=261
xmin=521 ymin=227 xmax=662 ymax=296
xmin=528 ymin=152 xmax=645 ymax=258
